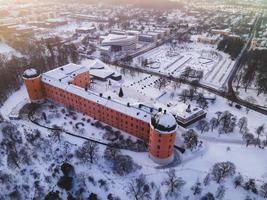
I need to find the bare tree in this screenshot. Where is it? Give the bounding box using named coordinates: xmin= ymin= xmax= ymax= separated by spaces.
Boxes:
xmin=50 ymin=125 xmax=62 ymax=142
xmin=197 ymin=120 xmax=210 ymax=134
xmin=180 ymin=89 xmax=188 ymax=103
xmin=238 ymin=117 xmax=248 ymax=133
xmin=203 ymin=173 xmax=211 ymax=186
xmin=154 ymin=189 xmax=162 ymax=200
xmin=215 ymin=185 xmax=225 ymax=200
xmin=256 ymin=124 xmax=265 ymax=140
xmin=243 ymin=133 xmax=254 ymax=147
xmin=163 ymin=169 xmax=186 ymax=198
xmin=182 ymin=129 xmax=198 ymax=151
xmin=76 ymin=141 xmax=99 ymax=164
xmin=210 ymin=118 xmax=218 ymax=132
xmin=127 ymin=174 xmax=151 ymax=200
xmin=260 ymin=183 xmax=267 ymax=198
xmin=104 ymin=146 xmax=121 ymax=162
xmin=211 ymin=162 xmax=236 ymax=183
xmin=191 ymin=179 xmax=202 ymax=196
xmin=233 ymin=174 xmax=244 ymax=188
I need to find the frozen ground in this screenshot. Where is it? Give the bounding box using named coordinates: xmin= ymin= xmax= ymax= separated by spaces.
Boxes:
xmin=132 ymin=42 xmax=235 ymax=89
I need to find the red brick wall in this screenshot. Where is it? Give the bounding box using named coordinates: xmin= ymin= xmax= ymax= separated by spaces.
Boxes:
xmin=70 ymin=72 xmax=91 ymax=88
xmin=43 ymin=83 xmax=150 ymax=141
xmin=149 ymin=127 xmax=176 ymax=159
xmin=24 ymin=76 xmax=45 ymax=101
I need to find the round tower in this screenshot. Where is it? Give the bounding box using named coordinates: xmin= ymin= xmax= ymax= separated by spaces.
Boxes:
xmin=149 ymin=110 xmax=177 ymax=165
xmin=23 ymin=68 xmax=44 ymax=102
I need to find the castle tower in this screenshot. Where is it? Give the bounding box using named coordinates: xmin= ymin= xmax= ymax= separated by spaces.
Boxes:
xmin=23 ymin=69 xmax=44 ymax=102
xmin=149 ymin=110 xmax=177 ymax=165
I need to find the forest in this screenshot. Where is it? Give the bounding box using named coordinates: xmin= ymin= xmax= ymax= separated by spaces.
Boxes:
xmin=239 ymin=49 xmax=267 ymax=96
xmin=0 ymin=37 xmax=79 ymax=106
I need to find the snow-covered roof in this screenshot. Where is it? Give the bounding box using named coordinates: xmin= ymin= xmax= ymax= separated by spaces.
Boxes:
xmin=42 ymin=75 xmax=153 ymax=123
xmin=151 ymin=111 xmax=177 ymax=133
xmin=90 ymin=69 xmax=114 ymax=79
xmin=43 ymin=63 xmax=88 ymax=83
xmin=170 ymin=103 xmax=204 ymax=121
xmin=23 ymin=68 xmax=39 ymax=78
xmin=89 ymin=59 xmax=107 ymax=70
xmin=101 ymin=34 xmax=137 ymax=46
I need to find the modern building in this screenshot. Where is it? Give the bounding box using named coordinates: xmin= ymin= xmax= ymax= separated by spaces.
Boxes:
xmin=100 ymin=33 xmax=137 ymax=54
xmin=23 ymin=63 xmax=179 ymax=165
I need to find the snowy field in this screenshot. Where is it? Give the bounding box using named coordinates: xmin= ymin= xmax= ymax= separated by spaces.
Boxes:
xmin=133 ymin=42 xmax=235 ymax=89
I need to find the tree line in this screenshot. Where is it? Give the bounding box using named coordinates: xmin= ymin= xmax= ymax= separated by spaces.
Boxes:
xmin=0 ymin=37 xmax=79 ymax=106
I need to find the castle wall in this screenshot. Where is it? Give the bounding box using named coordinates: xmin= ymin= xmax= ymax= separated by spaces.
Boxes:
xmin=43 ymin=83 xmax=151 ymax=142
xmin=23 ymin=75 xmax=45 ymax=102
xmin=148 ymin=127 xmax=176 ymax=160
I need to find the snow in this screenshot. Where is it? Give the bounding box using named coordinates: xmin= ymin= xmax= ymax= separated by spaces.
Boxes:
xmin=133 ymin=42 xmax=235 ymax=89
xmin=0 ymin=61 xmax=266 ymax=200
xmin=0 ymin=42 xmax=15 ymax=54
xmin=153 ymin=111 xmax=177 ymax=130
xmin=0 ymin=85 xmax=27 ymax=120
xmin=23 ymin=68 xmax=38 ymax=77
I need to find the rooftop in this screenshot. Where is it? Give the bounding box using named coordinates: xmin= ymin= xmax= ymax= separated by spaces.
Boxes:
xmin=43 ymin=63 xmax=88 ymax=83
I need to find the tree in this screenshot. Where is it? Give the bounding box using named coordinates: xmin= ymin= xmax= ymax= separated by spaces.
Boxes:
xmin=113 ymin=155 xmax=137 ymax=176
xmin=260 ymin=182 xmax=267 ymax=198
xmin=50 ymin=125 xmax=62 ymax=142
xmin=57 ymin=176 xmax=73 ymax=191
xmin=163 ymin=169 xmax=185 ymax=198
xmin=88 ymin=193 xmax=98 ymax=200
xmin=104 ymin=146 xmax=121 ymax=161
xmin=244 ymin=179 xmax=258 ymax=194
xmin=76 ymin=141 xmax=99 ymax=164
xmin=215 ymin=185 xmax=225 ymax=199
xmin=179 ymin=89 xmax=188 ymax=103
xmin=45 ymin=191 xmax=61 ymax=200
xmin=127 ymin=174 xmax=151 ymax=200
xmin=197 ymin=120 xmax=210 ymax=134
xmin=200 ymin=192 xmax=215 ymax=200
xmin=238 ymin=117 xmax=248 ymax=133
xmin=243 ymin=133 xmax=254 ymax=147
xmin=182 ymin=129 xmax=198 ymax=151
xmin=203 ymin=173 xmax=211 ymax=186
xmin=256 ymin=124 xmax=265 ymax=140
xmin=233 ymin=174 xmax=244 ymax=188
xmin=196 ymin=94 xmax=208 ymax=109
xmin=191 ymin=179 xmax=202 ymax=196
xmin=211 ymin=162 xmax=236 ymax=183
xmin=118 ymin=87 xmax=124 ymax=98
xmin=154 ymin=189 xmax=162 ymax=200
xmin=210 ymin=118 xmax=218 ymax=132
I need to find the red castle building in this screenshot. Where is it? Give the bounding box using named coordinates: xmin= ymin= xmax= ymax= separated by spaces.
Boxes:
xmin=23 ymin=63 xmax=178 ymax=165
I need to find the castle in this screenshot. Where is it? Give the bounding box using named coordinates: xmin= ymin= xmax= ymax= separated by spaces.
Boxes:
xmin=23 ymin=63 xmax=178 ymax=165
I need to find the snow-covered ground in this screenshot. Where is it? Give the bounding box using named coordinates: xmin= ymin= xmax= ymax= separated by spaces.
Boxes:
xmin=0 ymin=85 xmax=27 ymax=120
xmin=236 ymin=87 xmax=267 ymax=108
xmin=0 ymin=42 xmax=22 ymax=58
xmin=132 ymin=42 xmax=235 ymax=89
xmin=1 ymin=68 xmax=267 ymax=199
